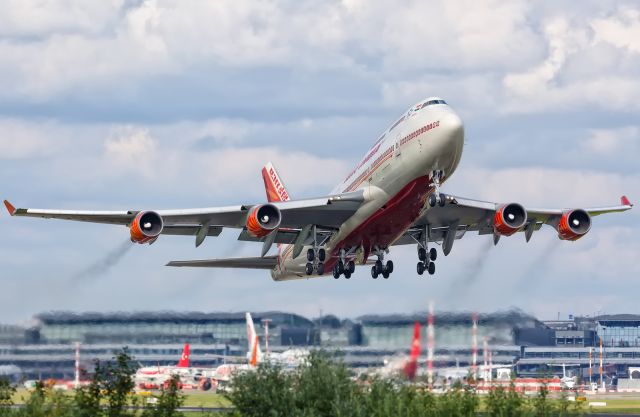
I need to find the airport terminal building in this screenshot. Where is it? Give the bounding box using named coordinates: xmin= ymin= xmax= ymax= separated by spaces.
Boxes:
xmin=2 ymin=310 xmax=640 ymax=385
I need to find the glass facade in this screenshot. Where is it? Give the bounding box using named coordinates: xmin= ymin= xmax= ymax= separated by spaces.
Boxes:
xmin=597 ymin=320 xmax=640 ymax=347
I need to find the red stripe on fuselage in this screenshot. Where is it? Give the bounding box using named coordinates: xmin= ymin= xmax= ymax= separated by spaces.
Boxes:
xmin=322 ymin=175 xmax=432 ymax=272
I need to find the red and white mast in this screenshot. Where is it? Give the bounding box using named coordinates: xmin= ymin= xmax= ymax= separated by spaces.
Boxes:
xmin=74 ymin=342 xmax=80 ymax=389
xmin=427 ymin=301 xmax=435 ymax=388
xmin=471 ymin=313 xmax=478 ymax=379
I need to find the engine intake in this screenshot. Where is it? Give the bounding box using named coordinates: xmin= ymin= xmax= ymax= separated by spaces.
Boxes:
xmin=130 ymin=211 xmax=164 ymax=244
xmin=494 ymin=203 xmax=527 ymax=236
xmin=246 ymin=204 xmax=281 ymax=238
xmin=558 ymin=209 xmax=591 ymax=241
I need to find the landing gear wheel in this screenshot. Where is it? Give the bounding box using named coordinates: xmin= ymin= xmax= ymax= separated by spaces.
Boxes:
xmin=418 ymin=247 xmax=427 ymax=262
xmin=428 ymin=194 xmax=437 ymax=208
xmin=344 ymin=271 xmax=351 ymax=279
xmin=428 ymin=262 xmax=436 ymax=275
xmin=382 ymin=269 xmax=390 ymax=279
xmin=305 ymin=262 xmax=314 ymax=275
xmin=337 ymin=260 xmax=345 ymax=275
xmin=348 ymin=260 xmax=356 ymax=274
xmin=317 ymin=263 xmax=325 ymax=275
xmin=385 ymin=260 xmax=394 ymax=274
xmin=333 ymin=268 xmax=340 ymax=279
xmin=429 ymin=248 xmax=437 ymax=261
xmin=318 ymin=248 xmax=326 ymax=262
xmin=438 ymin=193 xmax=446 ymax=207
xmin=371 ymin=266 xmax=378 ymax=279
xmin=374 ymin=260 xmax=383 ymax=274
xmin=417 ymin=262 xmax=425 ymax=275
xmin=306 ymin=249 xmax=315 ymax=262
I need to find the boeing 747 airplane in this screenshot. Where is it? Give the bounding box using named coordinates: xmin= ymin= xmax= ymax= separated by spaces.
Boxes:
xmin=4 ymin=97 xmax=633 ymax=280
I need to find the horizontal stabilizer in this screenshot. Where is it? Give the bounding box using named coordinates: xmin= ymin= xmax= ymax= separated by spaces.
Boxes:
xmin=166 ymin=256 xmax=278 ymax=269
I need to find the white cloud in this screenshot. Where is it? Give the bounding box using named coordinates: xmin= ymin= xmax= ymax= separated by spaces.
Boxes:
xmin=104 ymin=127 xmax=159 ymax=178
xmin=584 ymin=126 xmax=639 ymax=154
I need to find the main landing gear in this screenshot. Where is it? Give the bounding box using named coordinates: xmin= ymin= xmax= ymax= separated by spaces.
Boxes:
xmin=305 ymin=247 xmax=326 ymax=276
xmin=417 ymin=246 xmax=437 ymax=276
xmin=370 ymin=249 xmax=394 ymax=279
xmin=332 ymin=249 xmax=355 ymax=279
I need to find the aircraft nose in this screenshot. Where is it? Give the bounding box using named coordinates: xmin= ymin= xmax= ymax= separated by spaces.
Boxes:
xmin=440 ymin=113 xmax=464 ymax=144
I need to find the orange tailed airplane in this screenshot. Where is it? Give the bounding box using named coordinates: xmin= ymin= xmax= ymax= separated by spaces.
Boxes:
xmin=4 ymin=97 xmax=633 ymax=280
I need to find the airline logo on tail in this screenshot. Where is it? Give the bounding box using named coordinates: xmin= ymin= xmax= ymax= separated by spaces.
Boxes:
xmin=403 ymin=322 xmax=421 ymax=380
xmin=177 ymin=343 xmax=190 ymax=368
xmin=261 ymin=162 xmax=290 ymax=202
xmin=246 ymin=312 xmax=263 ymax=366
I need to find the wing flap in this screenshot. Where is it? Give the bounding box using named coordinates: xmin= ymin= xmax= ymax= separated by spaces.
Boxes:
xmin=166 ymin=256 xmax=278 ymax=270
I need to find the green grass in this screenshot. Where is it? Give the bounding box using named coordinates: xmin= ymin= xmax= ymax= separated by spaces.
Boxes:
xmin=11 ymin=387 xmax=232 ymax=409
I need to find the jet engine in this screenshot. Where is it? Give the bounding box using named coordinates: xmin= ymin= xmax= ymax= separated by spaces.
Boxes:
xmin=130 ymin=211 xmax=164 ymax=244
xmin=493 ymin=203 xmax=527 ymax=236
xmin=246 ymin=204 xmax=281 ymax=238
xmin=557 ymin=209 xmax=591 ymax=241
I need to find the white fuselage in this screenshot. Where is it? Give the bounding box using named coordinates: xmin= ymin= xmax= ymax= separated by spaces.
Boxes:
xmin=272 ymin=97 xmax=465 ymax=280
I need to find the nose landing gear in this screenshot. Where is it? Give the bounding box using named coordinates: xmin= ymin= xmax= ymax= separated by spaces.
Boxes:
xmin=427 ymin=170 xmax=447 ymax=207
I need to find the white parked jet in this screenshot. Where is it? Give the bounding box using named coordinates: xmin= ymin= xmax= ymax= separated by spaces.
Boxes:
xmin=4 ymin=97 xmax=633 ymax=279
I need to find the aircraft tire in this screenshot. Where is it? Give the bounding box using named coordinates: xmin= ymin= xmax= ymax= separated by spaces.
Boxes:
xmin=333 ymin=267 xmax=340 ymax=279
xmin=374 ymin=260 xmax=383 ymax=274
xmin=348 ymin=260 xmax=355 ymax=274
xmin=428 ymin=262 xmax=436 ymax=275
xmin=418 ymin=247 xmax=427 ymax=261
xmin=438 ymin=193 xmax=446 ymax=207
xmin=371 ymin=266 xmax=378 ymax=279
xmin=305 ymin=263 xmax=314 ymax=275
xmin=337 ymin=260 xmax=344 ymax=274
xmin=307 ymin=249 xmax=315 ymax=262
xmin=417 ymin=262 xmax=425 ymax=275
xmin=428 ymin=194 xmax=437 ymax=207
xmin=344 ymin=270 xmax=351 ymax=279
xmin=429 ymin=248 xmax=437 ymax=261
xmin=386 ymin=260 xmax=394 ymax=274
xmin=317 ymin=262 xmax=325 ymax=275
xmin=318 ymin=248 xmax=326 ymax=262
xmin=382 ymin=270 xmax=389 ymax=279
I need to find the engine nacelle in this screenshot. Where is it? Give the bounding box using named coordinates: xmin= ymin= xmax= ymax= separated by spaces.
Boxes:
xmin=557 ymin=209 xmax=591 ymax=241
xmin=493 ymin=203 xmax=527 ymax=236
xmin=130 ymin=211 xmax=164 ymax=244
xmin=246 ymin=204 xmax=281 ymax=238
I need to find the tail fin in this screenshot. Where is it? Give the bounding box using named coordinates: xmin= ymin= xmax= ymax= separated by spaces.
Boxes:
xmin=246 ymin=312 xmax=263 ymax=366
xmin=177 ymin=343 xmax=190 ymax=368
xmin=261 ymin=162 xmax=291 ymax=202
xmin=403 ymin=322 xmax=421 ymax=380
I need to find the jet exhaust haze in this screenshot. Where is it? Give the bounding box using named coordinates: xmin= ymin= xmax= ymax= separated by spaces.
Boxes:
xmin=446 ymin=238 xmax=494 ymax=299
xmin=70 ymin=240 xmax=133 ymax=282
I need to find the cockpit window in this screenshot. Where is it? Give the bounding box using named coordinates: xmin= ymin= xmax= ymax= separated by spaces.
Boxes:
xmin=422 ymin=99 xmax=447 ymax=107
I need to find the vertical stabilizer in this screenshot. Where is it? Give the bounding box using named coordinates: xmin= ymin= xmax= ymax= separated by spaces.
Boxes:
xmin=403 ymin=321 xmax=421 ymax=380
xmin=177 ymin=343 xmax=190 ymax=368
xmin=261 ymin=162 xmax=291 ymax=202
xmin=246 ymin=312 xmax=263 ymax=365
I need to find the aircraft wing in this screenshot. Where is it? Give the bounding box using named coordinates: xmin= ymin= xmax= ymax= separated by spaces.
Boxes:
xmin=395 ymin=195 xmax=633 ymax=254
xmin=3 ymin=191 xmax=364 ymax=243
xmin=166 ymin=256 xmax=278 ymax=269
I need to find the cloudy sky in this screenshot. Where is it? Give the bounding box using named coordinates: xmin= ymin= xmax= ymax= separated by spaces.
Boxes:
xmin=1 ymin=0 xmax=639 ymax=324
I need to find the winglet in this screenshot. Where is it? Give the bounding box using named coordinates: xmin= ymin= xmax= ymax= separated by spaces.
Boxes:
xmin=621 ymin=195 xmax=633 ymax=207
xmin=3 ymin=200 xmax=16 ymax=216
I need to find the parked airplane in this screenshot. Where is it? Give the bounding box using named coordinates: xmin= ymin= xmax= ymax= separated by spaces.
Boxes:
xmin=134 ymin=343 xmax=191 ymax=388
xmin=245 ymin=312 xmax=309 ymax=367
xmin=4 ymin=97 xmax=633 ymax=279
xmin=378 ymin=321 xmax=422 ymax=380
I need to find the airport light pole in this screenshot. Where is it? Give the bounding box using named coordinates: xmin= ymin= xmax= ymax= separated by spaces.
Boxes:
xmin=262 ymin=319 xmax=272 ymax=355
